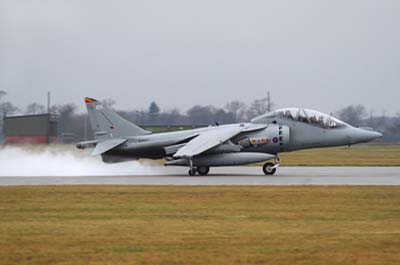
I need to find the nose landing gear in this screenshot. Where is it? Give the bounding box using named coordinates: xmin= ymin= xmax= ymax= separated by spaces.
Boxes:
xmin=263 ymin=155 xmax=280 ymax=175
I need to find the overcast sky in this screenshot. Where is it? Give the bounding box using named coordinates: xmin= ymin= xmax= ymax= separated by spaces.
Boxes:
xmin=1 ymin=0 xmax=399 ymax=115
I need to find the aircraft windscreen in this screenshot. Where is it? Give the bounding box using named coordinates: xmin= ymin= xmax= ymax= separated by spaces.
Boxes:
xmin=275 ymin=108 xmax=346 ymax=128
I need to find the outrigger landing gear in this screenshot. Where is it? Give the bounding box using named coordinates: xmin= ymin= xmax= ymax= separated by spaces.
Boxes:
xmin=262 ymin=155 xmax=280 ymax=175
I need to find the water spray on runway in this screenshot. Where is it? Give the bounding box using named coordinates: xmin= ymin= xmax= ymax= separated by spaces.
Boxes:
xmin=0 ymin=145 xmax=160 ymax=177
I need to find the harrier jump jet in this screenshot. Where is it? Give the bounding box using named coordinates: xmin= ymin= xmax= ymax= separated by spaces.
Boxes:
xmin=77 ymin=98 xmax=382 ymax=175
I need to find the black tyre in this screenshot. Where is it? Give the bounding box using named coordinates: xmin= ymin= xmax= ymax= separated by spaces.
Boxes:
xmin=263 ymin=162 xmax=276 ymax=175
xmin=188 ymin=168 xmax=197 ymax=176
xmin=197 ymin=166 xmax=210 ymax=176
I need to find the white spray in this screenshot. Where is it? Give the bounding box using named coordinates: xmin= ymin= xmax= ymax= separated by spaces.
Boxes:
xmin=0 ymin=145 xmax=161 ymax=177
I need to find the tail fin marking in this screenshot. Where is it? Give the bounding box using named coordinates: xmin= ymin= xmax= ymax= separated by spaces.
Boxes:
xmin=84 ymin=97 xmax=151 ymax=139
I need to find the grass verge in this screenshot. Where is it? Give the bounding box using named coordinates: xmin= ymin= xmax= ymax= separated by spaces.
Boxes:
xmin=1 ymin=186 xmax=399 ymax=264
xmin=276 ymin=145 xmax=400 ymax=166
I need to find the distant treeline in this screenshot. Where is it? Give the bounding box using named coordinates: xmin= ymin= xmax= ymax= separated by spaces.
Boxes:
xmin=0 ymin=90 xmax=399 ymax=142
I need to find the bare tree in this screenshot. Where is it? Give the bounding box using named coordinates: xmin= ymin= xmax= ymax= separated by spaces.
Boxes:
xmin=225 ymin=101 xmax=245 ymax=122
xmin=214 ymin=109 xmax=235 ymax=124
xmin=0 ymin=91 xmax=18 ymax=135
xmin=0 ymin=102 xmax=19 ymax=116
xmin=50 ymin=103 xmax=77 ymax=138
xmin=248 ymin=97 xmax=269 ymax=117
xmin=26 ymin=102 xmax=46 ymax=115
xmin=336 ymin=104 xmax=367 ymax=126
xmin=187 ymin=105 xmax=216 ymax=125
xmin=0 ymin=101 xmax=19 ymax=139
xmin=162 ymin=108 xmax=187 ymax=125
xmin=0 ymin=91 xmax=6 ymax=100
xmin=102 ymin=98 xmax=116 ymax=109
xmin=57 ymin=104 xmax=77 ymax=116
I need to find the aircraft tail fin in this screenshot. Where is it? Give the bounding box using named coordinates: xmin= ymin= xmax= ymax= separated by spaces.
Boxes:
xmin=84 ymin=97 xmax=151 ymax=140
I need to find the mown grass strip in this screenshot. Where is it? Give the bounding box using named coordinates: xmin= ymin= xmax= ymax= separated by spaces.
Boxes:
xmin=0 ymin=186 xmax=399 ymax=264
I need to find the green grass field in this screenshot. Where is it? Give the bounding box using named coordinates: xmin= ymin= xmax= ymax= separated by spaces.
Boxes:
xmin=1 ymin=186 xmax=400 ymax=265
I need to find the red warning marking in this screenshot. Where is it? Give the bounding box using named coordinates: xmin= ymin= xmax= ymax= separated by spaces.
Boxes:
xmin=85 ymin=97 xmax=97 ymax=103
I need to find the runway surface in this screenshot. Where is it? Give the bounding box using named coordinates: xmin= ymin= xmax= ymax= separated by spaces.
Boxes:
xmin=1 ymin=166 xmax=399 ymax=186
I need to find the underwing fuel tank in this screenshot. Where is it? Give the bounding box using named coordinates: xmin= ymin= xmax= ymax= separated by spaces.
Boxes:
xmin=165 ymin=152 xmax=275 ymax=167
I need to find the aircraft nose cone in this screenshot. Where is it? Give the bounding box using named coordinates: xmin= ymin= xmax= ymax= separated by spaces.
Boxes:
xmin=373 ymin=131 xmax=383 ymax=139
xmin=359 ymin=129 xmax=383 ymax=142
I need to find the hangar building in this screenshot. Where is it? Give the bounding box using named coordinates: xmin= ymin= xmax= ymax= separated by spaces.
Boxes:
xmin=3 ymin=114 xmax=58 ymax=144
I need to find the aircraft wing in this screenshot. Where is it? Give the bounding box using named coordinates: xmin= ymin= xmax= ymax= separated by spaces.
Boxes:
xmin=91 ymin=138 xmax=127 ymax=156
xmin=173 ymin=123 xmax=267 ymax=158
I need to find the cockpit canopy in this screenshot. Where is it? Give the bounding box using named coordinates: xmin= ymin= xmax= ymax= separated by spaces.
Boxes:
xmin=254 ymin=108 xmax=347 ymax=129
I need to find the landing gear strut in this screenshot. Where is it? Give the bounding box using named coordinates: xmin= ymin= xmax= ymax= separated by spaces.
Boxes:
xmin=262 ymin=155 xmax=280 ymax=175
xmin=187 ymin=158 xmax=210 ymax=176
xmin=188 ymin=168 xmax=197 ymax=176
xmin=188 ymin=158 xmax=196 ymax=176
xmin=188 ymin=166 xmax=210 ymax=176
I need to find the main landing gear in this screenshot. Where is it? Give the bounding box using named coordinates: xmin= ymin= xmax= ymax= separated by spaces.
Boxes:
xmin=262 ymin=155 xmax=280 ymax=175
xmin=185 ymin=155 xmax=280 ymax=176
xmin=196 ymin=166 xmax=210 ymax=176
xmin=188 ymin=166 xmax=210 ymax=176
xmin=188 ymin=158 xmax=210 ymax=176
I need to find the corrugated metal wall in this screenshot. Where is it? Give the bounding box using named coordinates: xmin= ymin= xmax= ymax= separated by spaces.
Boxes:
xmin=4 ymin=114 xmax=58 ymax=144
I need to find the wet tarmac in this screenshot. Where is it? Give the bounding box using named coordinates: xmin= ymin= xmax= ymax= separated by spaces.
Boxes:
xmin=0 ymin=166 xmax=399 ymax=186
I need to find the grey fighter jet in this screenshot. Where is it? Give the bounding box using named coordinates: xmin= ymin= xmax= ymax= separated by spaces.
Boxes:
xmin=77 ymin=98 xmax=382 ymax=175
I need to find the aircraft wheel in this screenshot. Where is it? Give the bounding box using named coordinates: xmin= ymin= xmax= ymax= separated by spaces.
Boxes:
xmin=263 ymin=162 xmax=276 ymax=175
xmin=197 ymin=166 xmax=210 ymax=176
xmin=188 ymin=168 xmax=197 ymax=176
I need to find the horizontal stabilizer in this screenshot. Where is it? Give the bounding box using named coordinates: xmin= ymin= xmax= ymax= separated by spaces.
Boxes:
xmin=91 ymin=138 xmax=127 ymax=156
xmin=76 ymin=139 xmax=100 ymax=149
